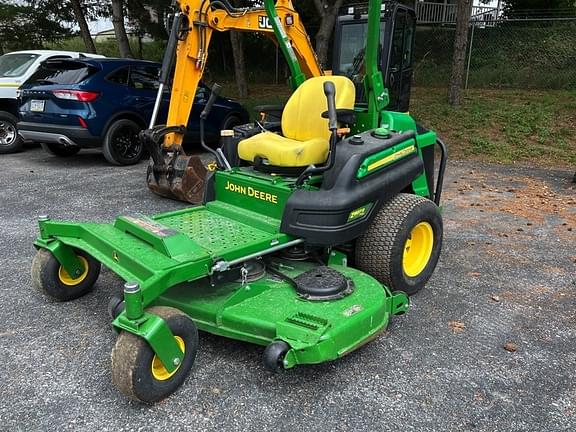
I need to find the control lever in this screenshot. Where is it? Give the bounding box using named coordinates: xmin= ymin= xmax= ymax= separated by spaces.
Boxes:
xmin=324 ymin=81 xmax=338 ymax=132
xmin=200 ymin=84 xmax=232 ymax=170
xmin=295 ymin=81 xmax=339 ymax=186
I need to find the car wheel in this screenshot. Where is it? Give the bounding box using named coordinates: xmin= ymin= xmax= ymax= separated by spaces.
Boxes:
xmin=102 ymin=119 xmax=144 ymax=166
xmin=41 ymin=142 xmax=81 ymax=157
xmin=0 ymin=112 xmax=24 ymax=154
xmin=221 ymin=114 xmax=243 ymax=131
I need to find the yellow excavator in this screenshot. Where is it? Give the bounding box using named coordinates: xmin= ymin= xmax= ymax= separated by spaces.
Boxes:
xmin=143 ymin=0 xmax=323 ymax=202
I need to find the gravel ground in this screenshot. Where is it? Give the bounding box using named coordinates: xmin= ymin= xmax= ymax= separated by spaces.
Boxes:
xmin=0 ymin=147 xmax=574 ymax=432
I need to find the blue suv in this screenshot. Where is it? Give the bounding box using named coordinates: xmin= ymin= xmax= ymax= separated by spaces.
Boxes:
xmin=18 ymin=58 xmax=248 ymax=165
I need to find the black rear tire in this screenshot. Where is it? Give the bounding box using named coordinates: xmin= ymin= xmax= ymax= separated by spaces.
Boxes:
xmin=0 ymin=111 xmax=23 ymax=154
xmin=41 ymin=142 xmax=81 ymax=157
xmin=355 ymin=193 xmax=443 ymax=296
xmin=102 ymin=119 xmax=144 ymax=166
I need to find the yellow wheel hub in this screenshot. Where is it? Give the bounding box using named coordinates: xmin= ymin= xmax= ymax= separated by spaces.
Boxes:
xmin=403 ymin=222 xmax=434 ymax=278
xmin=58 ymin=256 xmax=89 ymax=286
xmin=151 ymin=336 xmax=185 ymax=381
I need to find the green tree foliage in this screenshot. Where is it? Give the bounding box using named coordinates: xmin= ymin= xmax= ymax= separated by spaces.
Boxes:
xmin=0 ymin=2 xmax=71 ymax=52
xmin=126 ymin=0 xmax=172 ymax=40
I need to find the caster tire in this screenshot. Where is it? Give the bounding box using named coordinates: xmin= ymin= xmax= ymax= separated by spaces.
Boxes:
xmin=263 ymin=341 xmax=290 ymax=373
xmin=355 ymin=193 xmax=443 ymax=296
xmin=107 ymin=296 xmax=125 ymax=319
xmin=111 ymin=306 xmax=199 ymax=404
xmin=0 ymin=111 xmax=23 ymax=154
xmin=41 ymin=142 xmax=81 ymax=157
xmin=102 ymin=119 xmax=144 ymax=166
xmin=31 ymin=248 xmax=101 ymax=301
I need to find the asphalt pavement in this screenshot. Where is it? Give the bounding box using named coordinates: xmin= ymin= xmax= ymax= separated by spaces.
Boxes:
xmin=0 ymin=146 xmax=574 ymax=431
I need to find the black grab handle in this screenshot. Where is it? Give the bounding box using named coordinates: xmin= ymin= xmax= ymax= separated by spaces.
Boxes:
xmin=323 ymin=81 xmax=337 ymax=131
xmin=201 ymin=83 xmax=222 ymax=120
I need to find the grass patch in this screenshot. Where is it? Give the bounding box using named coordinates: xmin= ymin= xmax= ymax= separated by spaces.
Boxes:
xmin=411 ymin=87 xmax=576 ymax=167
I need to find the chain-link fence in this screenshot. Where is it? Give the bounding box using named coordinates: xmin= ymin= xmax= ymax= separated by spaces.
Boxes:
xmin=413 ymin=18 xmax=576 ymax=90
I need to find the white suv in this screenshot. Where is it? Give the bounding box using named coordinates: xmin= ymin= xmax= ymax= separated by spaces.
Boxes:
xmin=0 ymin=50 xmax=104 ymax=154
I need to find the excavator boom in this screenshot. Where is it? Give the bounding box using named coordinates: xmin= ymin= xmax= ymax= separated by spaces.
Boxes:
xmin=165 ymin=0 xmax=322 ymax=147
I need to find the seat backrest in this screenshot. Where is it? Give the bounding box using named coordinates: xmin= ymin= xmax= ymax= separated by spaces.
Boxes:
xmin=281 ymin=76 xmax=355 ymax=142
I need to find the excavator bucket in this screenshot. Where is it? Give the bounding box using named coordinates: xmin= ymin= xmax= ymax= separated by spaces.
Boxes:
xmin=140 ymin=123 xmax=210 ymax=204
xmin=146 ymin=153 xmax=208 ymax=204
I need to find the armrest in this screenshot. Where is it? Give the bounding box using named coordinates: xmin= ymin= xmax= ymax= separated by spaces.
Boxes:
xmin=254 ymin=105 xmax=284 ymax=122
xmin=321 ymin=108 xmax=356 ymax=125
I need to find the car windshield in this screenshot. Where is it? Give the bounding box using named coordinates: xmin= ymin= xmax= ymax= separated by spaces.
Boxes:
xmin=26 ymin=61 xmax=98 ymax=85
xmin=0 ymin=53 xmax=40 ymax=78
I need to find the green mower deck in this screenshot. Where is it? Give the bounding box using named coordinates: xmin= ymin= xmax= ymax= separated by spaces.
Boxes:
xmin=34 ymin=169 xmax=409 ymax=375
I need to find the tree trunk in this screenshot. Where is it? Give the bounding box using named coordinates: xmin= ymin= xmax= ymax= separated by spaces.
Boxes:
xmin=111 ymin=0 xmax=134 ymax=58
xmin=313 ymin=0 xmax=344 ymax=68
xmin=448 ymin=0 xmax=473 ymax=106
xmin=70 ymin=0 xmax=96 ymax=53
xmin=230 ymin=31 xmax=248 ymax=98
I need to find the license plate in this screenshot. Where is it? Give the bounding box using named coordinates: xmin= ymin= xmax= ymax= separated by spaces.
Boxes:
xmin=30 ymin=100 xmax=45 ymax=112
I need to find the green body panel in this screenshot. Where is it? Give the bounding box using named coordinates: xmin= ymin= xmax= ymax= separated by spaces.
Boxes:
xmin=214 ymin=169 xmax=292 ymax=220
xmin=154 ymin=259 xmax=408 ymax=368
xmin=357 ymin=138 xmax=417 ymax=179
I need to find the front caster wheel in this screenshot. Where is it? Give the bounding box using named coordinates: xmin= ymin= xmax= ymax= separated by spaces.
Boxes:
xmin=31 ymin=248 xmax=101 ymax=301
xmin=111 ymin=306 xmax=199 ymax=404
xmin=107 ymin=296 xmax=125 ymax=319
xmin=263 ymin=341 xmax=290 ymax=373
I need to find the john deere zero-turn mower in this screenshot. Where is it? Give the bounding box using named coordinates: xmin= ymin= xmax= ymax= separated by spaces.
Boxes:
xmin=31 ymin=0 xmax=447 ymax=404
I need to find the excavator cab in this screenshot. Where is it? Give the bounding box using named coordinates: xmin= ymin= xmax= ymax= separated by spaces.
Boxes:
xmin=332 ymin=2 xmax=416 ymax=112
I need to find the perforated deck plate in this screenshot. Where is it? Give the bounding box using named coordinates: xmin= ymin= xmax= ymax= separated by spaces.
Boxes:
xmin=154 ymin=206 xmax=289 ymax=260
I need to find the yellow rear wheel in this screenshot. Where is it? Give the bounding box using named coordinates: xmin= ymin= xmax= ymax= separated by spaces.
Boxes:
xmin=403 ymin=222 xmax=434 ymax=277
xmin=355 ymin=193 xmax=443 ymax=295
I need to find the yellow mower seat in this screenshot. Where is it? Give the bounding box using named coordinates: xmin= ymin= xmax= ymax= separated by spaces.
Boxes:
xmin=238 ymin=76 xmax=355 ymax=167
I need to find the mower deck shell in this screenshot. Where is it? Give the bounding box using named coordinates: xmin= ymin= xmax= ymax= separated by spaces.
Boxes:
xmin=33 ymin=168 xmax=409 ymax=369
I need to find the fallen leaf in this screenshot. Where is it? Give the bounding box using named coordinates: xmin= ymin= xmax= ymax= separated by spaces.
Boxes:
xmin=448 ymin=320 xmax=466 ymax=333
